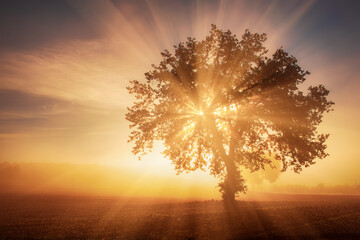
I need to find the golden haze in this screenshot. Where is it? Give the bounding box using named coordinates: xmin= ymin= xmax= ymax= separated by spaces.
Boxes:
xmin=0 ymin=0 xmax=359 ymax=198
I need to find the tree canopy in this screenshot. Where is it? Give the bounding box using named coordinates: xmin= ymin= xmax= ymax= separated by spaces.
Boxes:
xmin=126 ymin=25 xmax=334 ymax=200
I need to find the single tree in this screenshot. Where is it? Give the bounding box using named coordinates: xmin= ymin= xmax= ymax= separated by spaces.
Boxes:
xmin=126 ymin=25 xmax=334 ymax=201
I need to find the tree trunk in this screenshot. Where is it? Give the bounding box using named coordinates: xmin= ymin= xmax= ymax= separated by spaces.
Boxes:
xmin=208 ymin=121 xmax=243 ymax=202
xmin=223 ymin=157 xmax=237 ymax=202
xmin=222 ymin=126 xmax=239 ymax=203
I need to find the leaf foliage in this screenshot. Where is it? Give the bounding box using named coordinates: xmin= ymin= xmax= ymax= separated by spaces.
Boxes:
xmin=126 ymin=25 xmax=334 ymax=195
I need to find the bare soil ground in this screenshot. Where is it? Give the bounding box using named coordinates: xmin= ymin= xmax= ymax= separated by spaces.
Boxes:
xmin=0 ymin=194 xmax=359 ymax=240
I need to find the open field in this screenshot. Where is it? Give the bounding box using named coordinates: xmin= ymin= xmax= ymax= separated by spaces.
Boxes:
xmin=0 ymin=194 xmax=359 ymax=240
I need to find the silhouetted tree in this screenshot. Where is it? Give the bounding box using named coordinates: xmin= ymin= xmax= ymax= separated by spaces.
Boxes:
xmin=126 ymin=25 xmax=334 ymax=201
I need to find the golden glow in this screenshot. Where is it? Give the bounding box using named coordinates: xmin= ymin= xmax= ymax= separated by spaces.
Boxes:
xmin=0 ymin=0 xmax=359 ymax=198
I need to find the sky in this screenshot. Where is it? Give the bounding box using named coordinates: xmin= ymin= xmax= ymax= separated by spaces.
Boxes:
xmin=0 ymin=0 xmax=359 ymax=199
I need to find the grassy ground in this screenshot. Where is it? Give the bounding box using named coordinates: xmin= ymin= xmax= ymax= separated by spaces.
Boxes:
xmin=0 ymin=194 xmax=359 ymax=240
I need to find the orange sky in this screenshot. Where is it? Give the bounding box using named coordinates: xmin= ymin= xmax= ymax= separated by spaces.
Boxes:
xmin=0 ymin=0 xmax=359 ymax=198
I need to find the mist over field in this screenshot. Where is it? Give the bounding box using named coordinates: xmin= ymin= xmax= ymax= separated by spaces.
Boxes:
xmin=1 ymin=162 xmax=359 ymax=198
